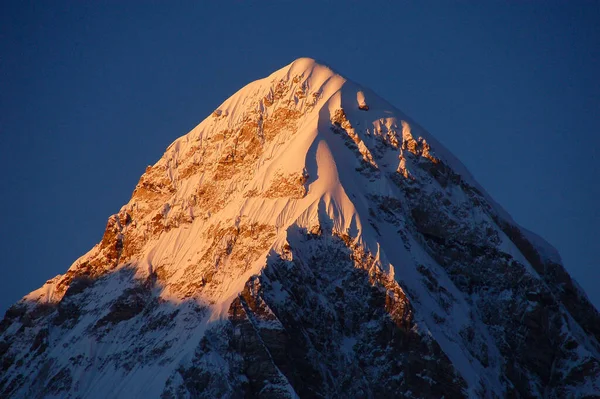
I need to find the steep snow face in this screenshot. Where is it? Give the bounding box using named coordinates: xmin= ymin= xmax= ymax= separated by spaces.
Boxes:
xmin=2 ymin=58 xmax=600 ymax=399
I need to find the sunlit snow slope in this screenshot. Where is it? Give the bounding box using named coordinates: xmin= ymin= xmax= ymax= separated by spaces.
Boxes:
xmin=2 ymin=58 xmax=600 ymax=399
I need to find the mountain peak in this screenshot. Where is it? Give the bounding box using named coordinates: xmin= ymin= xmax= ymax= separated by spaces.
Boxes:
xmin=2 ymin=60 xmax=600 ymax=398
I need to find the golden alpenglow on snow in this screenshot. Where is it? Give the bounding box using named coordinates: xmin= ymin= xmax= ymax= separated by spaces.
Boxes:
xmin=2 ymin=58 xmax=600 ymax=398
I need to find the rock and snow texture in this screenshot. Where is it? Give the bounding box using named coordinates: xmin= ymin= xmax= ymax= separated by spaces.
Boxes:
xmin=1 ymin=57 xmax=600 ymax=398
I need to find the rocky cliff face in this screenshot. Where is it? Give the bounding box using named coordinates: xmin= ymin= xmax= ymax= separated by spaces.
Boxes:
xmin=1 ymin=58 xmax=599 ymax=398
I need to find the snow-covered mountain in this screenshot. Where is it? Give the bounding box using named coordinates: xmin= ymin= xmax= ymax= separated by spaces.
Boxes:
xmin=2 ymin=58 xmax=599 ymax=398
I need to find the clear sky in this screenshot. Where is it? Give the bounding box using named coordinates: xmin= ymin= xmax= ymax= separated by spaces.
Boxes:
xmin=1 ymin=2 xmax=598 ymax=315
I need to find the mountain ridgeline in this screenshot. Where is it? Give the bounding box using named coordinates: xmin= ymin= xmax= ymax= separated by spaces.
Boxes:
xmin=1 ymin=58 xmax=599 ymax=398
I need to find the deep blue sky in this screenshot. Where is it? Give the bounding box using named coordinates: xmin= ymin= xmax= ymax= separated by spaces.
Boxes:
xmin=1 ymin=2 xmax=598 ymax=315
